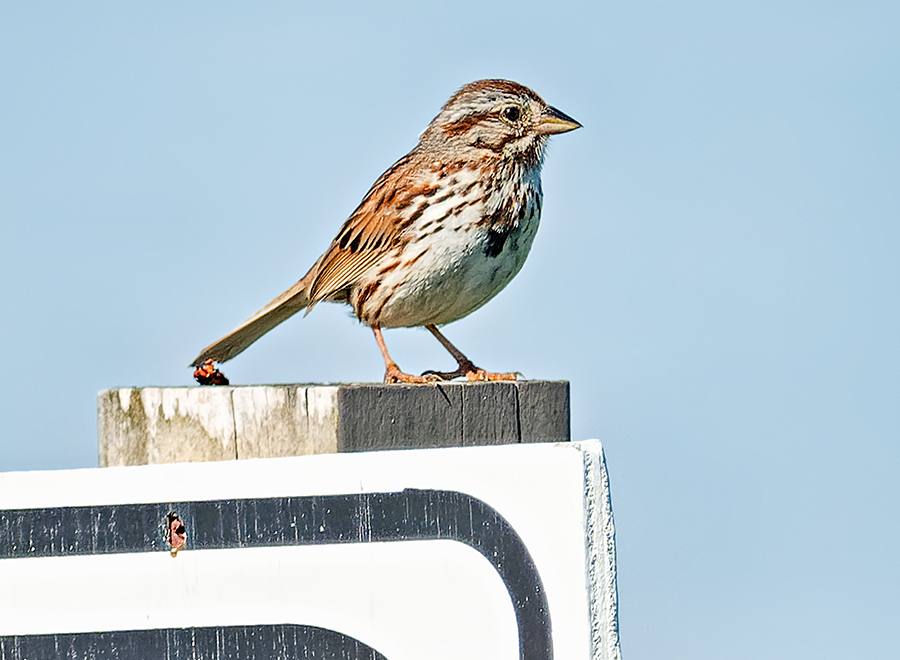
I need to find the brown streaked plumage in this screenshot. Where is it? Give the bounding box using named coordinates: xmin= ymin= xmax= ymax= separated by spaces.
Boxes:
xmin=191 ymin=79 xmax=580 ymax=384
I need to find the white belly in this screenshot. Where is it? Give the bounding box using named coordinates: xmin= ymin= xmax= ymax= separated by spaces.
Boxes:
xmin=357 ymin=197 xmax=541 ymax=328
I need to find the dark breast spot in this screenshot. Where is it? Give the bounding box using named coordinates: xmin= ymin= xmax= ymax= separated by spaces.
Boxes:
xmin=484 ymin=225 xmax=514 ymax=258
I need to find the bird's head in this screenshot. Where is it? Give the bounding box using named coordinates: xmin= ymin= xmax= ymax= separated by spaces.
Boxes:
xmin=420 ymin=79 xmax=581 ymax=164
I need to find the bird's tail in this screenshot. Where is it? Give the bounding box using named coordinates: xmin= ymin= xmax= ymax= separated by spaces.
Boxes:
xmin=190 ymin=274 xmax=312 ymax=367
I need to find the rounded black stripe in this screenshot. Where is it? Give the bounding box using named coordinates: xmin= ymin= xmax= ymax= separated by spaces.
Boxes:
xmin=1 ymin=489 xmax=552 ymax=660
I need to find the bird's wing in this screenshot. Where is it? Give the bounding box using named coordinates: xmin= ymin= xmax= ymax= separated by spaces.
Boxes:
xmin=307 ymin=153 xmax=433 ymax=307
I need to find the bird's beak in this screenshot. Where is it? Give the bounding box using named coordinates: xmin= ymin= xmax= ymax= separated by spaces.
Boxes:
xmin=536 ymin=105 xmax=582 ymax=135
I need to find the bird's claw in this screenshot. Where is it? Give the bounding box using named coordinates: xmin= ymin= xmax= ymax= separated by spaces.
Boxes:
xmin=384 ymin=363 xmax=443 ymax=384
xmin=421 ymin=363 xmax=518 ymax=382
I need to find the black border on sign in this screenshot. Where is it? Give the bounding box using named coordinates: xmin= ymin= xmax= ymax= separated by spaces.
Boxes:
xmin=0 ymin=489 xmax=552 ymax=660
xmin=0 ymin=624 xmax=387 ymax=660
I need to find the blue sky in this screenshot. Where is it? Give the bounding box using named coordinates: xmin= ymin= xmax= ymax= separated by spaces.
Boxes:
xmin=2 ymin=2 xmax=898 ymax=657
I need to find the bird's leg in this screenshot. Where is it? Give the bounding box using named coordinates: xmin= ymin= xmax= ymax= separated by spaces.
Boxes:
xmin=372 ymin=326 xmax=441 ymax=384
xmin=423 ymin=325 xmax=517 ymax=382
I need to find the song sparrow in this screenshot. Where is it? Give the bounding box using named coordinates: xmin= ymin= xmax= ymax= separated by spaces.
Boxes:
xmin=192 ymin=79 xmax=580 ymax=384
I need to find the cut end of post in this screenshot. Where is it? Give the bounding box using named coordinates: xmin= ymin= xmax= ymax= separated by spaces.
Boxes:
xmin=98 ymin=381 xmax=571 ymax=467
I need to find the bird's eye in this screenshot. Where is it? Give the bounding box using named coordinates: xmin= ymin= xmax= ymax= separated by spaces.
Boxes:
xmin=502 ymin=106 xmax=521 ymax=122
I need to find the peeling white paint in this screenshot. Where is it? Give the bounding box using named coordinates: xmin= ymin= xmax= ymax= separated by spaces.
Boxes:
xmin=306 ymin=386 xmax=339 ymax=451
xmin=139 ymin=388 xmax=162 ymax=427
xmin=582 ymin=441 xmax=621 ymax=660
xmin=116 ymin=388 xmax=132 ymax=412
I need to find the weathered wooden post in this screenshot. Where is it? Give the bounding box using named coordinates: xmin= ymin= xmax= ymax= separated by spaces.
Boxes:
xmin=97 ymin=381 xmax=571 ymax=465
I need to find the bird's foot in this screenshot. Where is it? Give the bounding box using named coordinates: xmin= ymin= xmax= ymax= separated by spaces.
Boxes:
xmin=423 ymin=358 xmax=518 ymax=382
xmin=384 ymin=362 xmax=443 ymax=384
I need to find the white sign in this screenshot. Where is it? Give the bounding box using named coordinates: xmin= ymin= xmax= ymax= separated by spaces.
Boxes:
xmin=0 ymin=441 xmax=620 ymax=660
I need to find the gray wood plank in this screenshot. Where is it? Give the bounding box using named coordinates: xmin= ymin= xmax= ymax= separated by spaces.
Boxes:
xmin=336 ymin=383 xmax=464 ymax=451
xmin=517 ymin=381 xmax=571 ymax=444
xmin=461 ymin=382 xmax=520 ymax=446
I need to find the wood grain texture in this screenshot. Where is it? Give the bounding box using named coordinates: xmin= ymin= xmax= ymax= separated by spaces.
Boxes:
xmin=460 ymin=382 xmax=519 ymax=446
xmin=98 ymin=381 xmax=570 ymax=466
xmin=336 ymin=381 xmax=569 ymax=451
xmin=518 ymin=381 xmax=572 ymax=444
xmin=98 ymin=387 xmax=237 ymax=466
